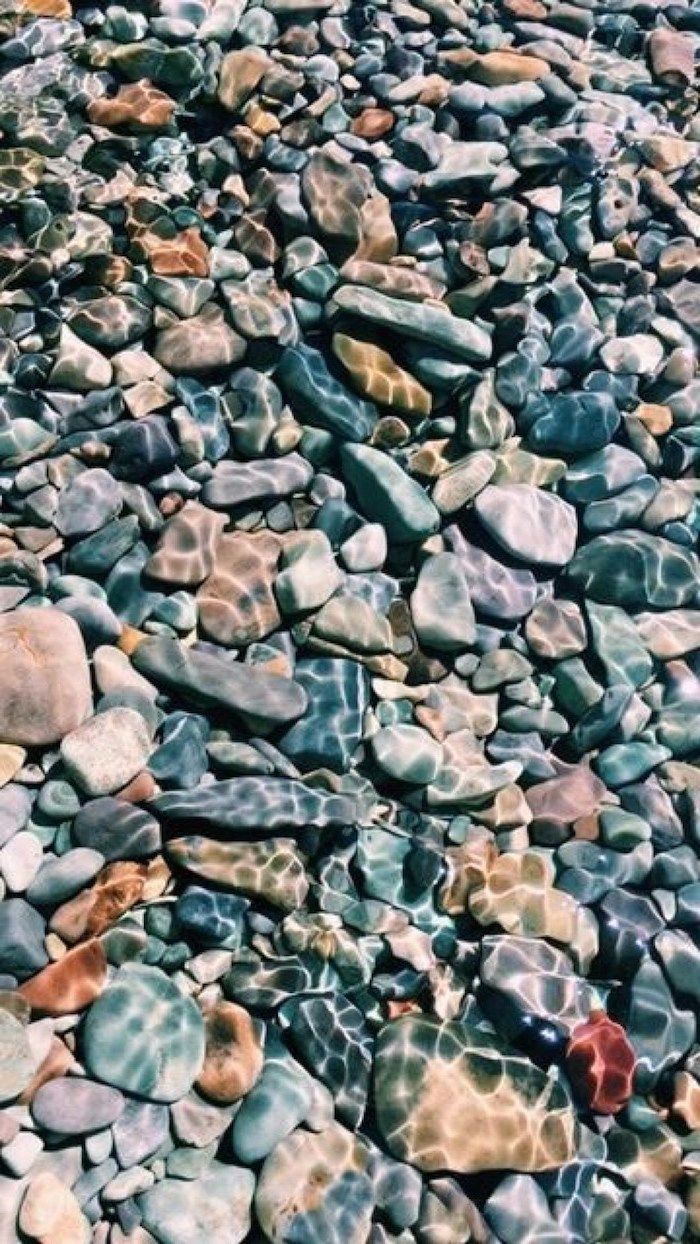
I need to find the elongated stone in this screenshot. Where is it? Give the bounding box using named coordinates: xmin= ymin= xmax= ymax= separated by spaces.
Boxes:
xmin=276 ymin=343 xmax=377 ymax=442
xmin=167 ymin=837 xmax=310 ymax=910
xmin=333 ymin=285 xmax=492 ymax=362
xmin=153 ymin=775 xmax=367 ymax=830
xmin=567 ymin=532 xmax=700 ymax=610
xmin=341 ymin=443 xmax=440 ymax=543
xmin=131 ymin=636 xmax=307 ymax=732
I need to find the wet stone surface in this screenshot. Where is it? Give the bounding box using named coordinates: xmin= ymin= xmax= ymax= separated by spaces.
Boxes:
xmin=0 ymin=0 xmax=698 ymax=1240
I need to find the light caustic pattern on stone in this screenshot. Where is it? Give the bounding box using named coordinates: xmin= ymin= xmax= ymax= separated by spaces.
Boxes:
xmin=0 ymin=0 xmax=699 ymax=1239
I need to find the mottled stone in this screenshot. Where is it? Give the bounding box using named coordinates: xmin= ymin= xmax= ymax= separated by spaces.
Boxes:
xmin=31 ymin=1077 xmax=124 ymax=1135
xmin=0 ymin=608 xmax=92 ymax=746
xmin=87 ymin=80 xmax=175 ymax=130
xmin=279 ymin=658 xmax=368 ymax=773
xmin=332 ymin=333 xmax=431 ymax=417
xmin=445 ymin=526 xmax=539 ymax=622
xmin=0 ymin=1007 xmax=34 ymax=1102
xmin=342 ymin=443 xmax=440 ymax=543
xmin=155 ymin=309 xmax=245 ymax=374
xmin=565 ymin=1012 xmax=635 ymax=1115
xmin=276 ymin=343 xmax=377 ymax=441
xmin=145 ymin=502 xmax=225 ymax=588
xmin=411 ymin=552 xmax=476 ymax=650
xmin=83 ymin=964 xmax=205 ymax=1101
xmin=139 ymin=1163 xmax=254 ymax=1244
xmin=375 ymin=1014 xmax=576 ymax=1173
xmin=196 ymin=1001 xmax=263 ymax=1104
xmin=167 ymin=837 xmax=309 ymax=910
xmin=567 ymin=532 xmax=700 ymax=610
xmin=333 ymin=285 xmax=491 ymax=362
xmin=302 ymin=152 xmax=370 ymax=247
xmin=197 ymin=530 xmax=281 ymax=647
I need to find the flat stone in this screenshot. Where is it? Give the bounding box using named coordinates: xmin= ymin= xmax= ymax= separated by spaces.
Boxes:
xmin=0 ymin=608 xmax=92 ymax=746
xmin=341 ymin=443 xmax=440 ymax=543
xmin=60 ymin=707 xmax=152 ymax=797
xmin=567 ymin=532 xmax=700 ymax=610
xmin=131 ymin=635 xmax=307 ymax=733
xmin=145 ymin=502 xmax=225 ymax=587
xmin=333 ymin=284 xmax=492 ymax=362
xmin=474 ymin=484 xmax=578 ymax=567
xmin=197 ymin=530 xmax=282 ymax=647
xmin=445 ymin=526 xmax=540 ymax=622
xmin=155 ymin=775 xmax=366 ymax=830
xmin=31 ymin=1077 xmax=124 ymax=1135
xmin=83 ymin=964 xmax=206 ymax=1102
xmin=278 ymin=658 xmax=368 ymax=773
xmin=332 ymin=333 xmax=432 ymax=417
xmin=411 ymin=552 xmax=476 ymax=650
xmin=0 ymin=1008 xmax=34 ymax=1102
xmin=167 ymin=837 xmax=309 ymax=910
xmin=276 ymin=343 xmax=377 ymax=441
xmin=375 ymin=1014 xmax=576 ymax=1173
xmin=139 ymin=1163 xmax=254 ymax=1244
xmin=202 ymin=453 xmax=313 ymax=509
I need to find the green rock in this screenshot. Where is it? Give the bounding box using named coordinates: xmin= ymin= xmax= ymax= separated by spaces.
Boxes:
xmin=595 ymin=740 xmax=672 ymax=788
xmin=567 ymin=531 xmax=700 ymax=610
xmin=371 ymin=724 xmax=443 ymax=785
xmin=139 ymin=1163 xmax=254 ymax=1244
xmin=586 ymin=602 xmax=654 ymax=688
xmin=83 ymin=964 xmax=206 ymax=1102
xmin=341 ymin=444 xmax=440 ymax=543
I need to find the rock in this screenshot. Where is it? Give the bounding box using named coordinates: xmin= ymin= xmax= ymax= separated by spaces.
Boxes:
xmin=139 ymin=1163 xmax=254 ymax=1244
xmin=332 ymin=333 xmax=431 ymax=417
xmin=197 ymin=530 xmax=282 ymax=646
xmin=333 ymin=285 xmax=492 ymax=362
xmin=167 ymin=837 xmax=309 ymax=910
xmin=411 ymin=552 xmax=476 ymax=650
xmin=473 ymin=484 xmax=578 ymax=567
xmin=0 ymin=1007 xmax=34 ymax=1102
xmin=565 ymin=1012 xmax=635 ymax=1115
xmin=600 ymin=334 xmax=664 ymax=375
xmin=372 ymin=724 xmax=443 ymax=785
xmin=276 ymin=343 xmax=377 ymax=442
xmin=255 ymin=1123 xmax=374 ymax=1244
xmin=19 ymin=940 xmax=108 ymax=1015
xmin=341 ymin=444 xmax=440 ymax=543
xmin=567 ymin=532 xmax=700 ymax=610
xmin=154 ymin=309 xmax=245 ymax=374
xmin=87 ymin=80 xmax=176 ymax=130
xmin=131 ymin=635 xmax=307 ymax=733
xmin=196 ymin=1001 xmax=263 ymax=1104
xmin=218 ymin=48 xmax=270 ymax=112
xmin=60 ymin=707 xmax=152 ymax=797
xmin=19 ymin=1172 xmax=90 ymax=1244
xmin=154 ymin=776 xmax=366 ymax=831
xmin=278 ymin=658 xmax=368 ymax=772
xmin=202 ymin=453 xmax=313 ymax=509
xmin=0 ymin=609 xmax=92 ymax=746
xmin=375 ymin=1014 xmax=577 ymax=1173
xmin=145 ymin=502 xmax=226 ymax=587
xmin=31 ymin=1077 xmax=124 ymax=1135
xmin=83 ymin=964 xmax=206 ymax=1101
xmin=302 ymin=152 xmax=370 ymax=247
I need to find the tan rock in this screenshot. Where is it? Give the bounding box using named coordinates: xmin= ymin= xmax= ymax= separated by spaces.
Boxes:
xmin=332 ymin=332 xmax=431 ymax=417
xmin=218 ymin=48 xmax=270 ymax=112
xmin=351 ymin=108 xmax=395 ymax=139
xmin=0 ymin=743 xmax=25 ymax=787
xmin=465 ymin=49 xmax=549 ymax=85
xmin=196 ymin=1001 xmax=263 ymax=1104
xmin=0 ymin=608 xmax=92 ymax=747
xmin=197 ymin=530 xmax=282 ymax=647
xmin=145 ymin=501 xmax=226 ymax=587
xmin=19 ymin=1172 xmax=90 ymax=1244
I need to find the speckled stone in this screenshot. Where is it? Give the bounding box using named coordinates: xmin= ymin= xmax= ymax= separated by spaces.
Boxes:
xmin=0 ymin=609 xmax=92 ymax=746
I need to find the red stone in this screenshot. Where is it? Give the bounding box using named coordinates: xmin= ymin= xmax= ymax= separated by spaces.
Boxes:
xmin=565 ymin=1011 xmax=635 ymax=1115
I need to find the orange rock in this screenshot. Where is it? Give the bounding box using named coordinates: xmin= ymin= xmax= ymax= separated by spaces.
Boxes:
xmin=19 ymin=1036 xmax=76 ymax=1105
xmin=196 ymin=1001 xmax=263 ymax=1104
xmin=88 ymin=80 xmax=176 ymax=131
xmin=50 ymin=862 xmax=147 ymax=944
xmin=117 ymin=625 xmax=147 ymax=656
xmin=351 ymin=109 xmax=395 ymax=140
xmin=140 ymin=226 xmax=210 ymax=278
xmin=19 ymin=940 xmax=107 ymax=1015
xmin=20 ymin=0 xmax=71 ymax=15
xmin=503 ymin=0 xmax=547 ymax=16
xmin=634 ymin=402 xmax=673 ymax=436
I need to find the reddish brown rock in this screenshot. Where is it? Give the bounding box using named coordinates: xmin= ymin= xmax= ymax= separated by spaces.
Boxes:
xmin=49 ymin=862 xmax=147 ymax=944
xmin=565 ymin=1012 xmax=635 ymax=1115
xmin=196 ymin=1001 xmax=263 ymax=1104
xmin=648 ymin=28 xmax=695 ymax=86
xmin=141 ymin=226 xmax=210 ymax=277
xmin=351 ymin=109 xmax=395 ymax=139
xmin=19 ymin=941 xmax=107 ymax=1016
xmin=88 ymin=81 xmax=176 ymax=131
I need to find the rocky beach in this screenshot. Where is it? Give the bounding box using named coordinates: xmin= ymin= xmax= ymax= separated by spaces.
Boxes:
xmin=0 ymin=0 xmax=699 ymax=1240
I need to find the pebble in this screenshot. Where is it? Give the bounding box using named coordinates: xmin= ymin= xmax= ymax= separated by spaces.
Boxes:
xmin=0 ymin=0 xmax=698 ymax=1238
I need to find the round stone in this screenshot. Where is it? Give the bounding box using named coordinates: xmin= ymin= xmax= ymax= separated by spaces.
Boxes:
xmin=31 ymin=1076 xmax=124 ymax=1135
xmin=82 ymin=964 xmax=206 ymax=1102
xmin=60 ymin=707 xmax=152 ymax=797
xmin=0 ymin=609 xmax=92 ymax=747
